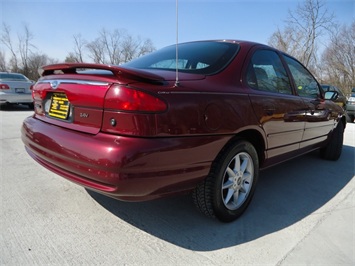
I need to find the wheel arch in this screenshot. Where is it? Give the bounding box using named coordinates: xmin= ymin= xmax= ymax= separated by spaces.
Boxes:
xmin=217 ymin=128 xmax=266 ymax=168
xmin=193 ymin=128 xmax=265 ymax=222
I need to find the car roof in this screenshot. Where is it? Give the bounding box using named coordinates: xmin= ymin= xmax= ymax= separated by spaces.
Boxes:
xmin=179 ymin=39 xmax=267 ymax=49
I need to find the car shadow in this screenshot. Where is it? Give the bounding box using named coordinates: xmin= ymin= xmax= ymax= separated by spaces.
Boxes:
xmin=87 ymin=145 xmax=354 ymax=251
xmin=0 ymin=103 xmax=33 ymax=111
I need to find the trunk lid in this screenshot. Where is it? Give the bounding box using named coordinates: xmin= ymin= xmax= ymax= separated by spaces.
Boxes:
xmin=33 ymin=77 xmax=113 ymax=134
xmin=33 ymin=63 xmax=205 ymax=135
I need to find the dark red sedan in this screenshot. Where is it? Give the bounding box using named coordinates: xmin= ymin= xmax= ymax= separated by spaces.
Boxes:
xmin=21 ymin=40 xmax=346 ymax=222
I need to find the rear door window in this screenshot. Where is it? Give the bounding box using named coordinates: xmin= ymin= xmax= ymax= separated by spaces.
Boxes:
xmin=246 ymin=50 xmax=292 ymax=95
xmin=0 ymin=73 xmax=28 ymax=81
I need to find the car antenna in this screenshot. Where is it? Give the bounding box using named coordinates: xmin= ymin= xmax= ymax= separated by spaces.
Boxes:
xmin=174 ymin=0 xmax=180 ymax=87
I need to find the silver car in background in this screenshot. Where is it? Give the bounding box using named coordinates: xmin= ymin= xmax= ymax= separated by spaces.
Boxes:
xmin=346 ymin=88 xmax=355 ymax=123
xmin=0 ymin=72 xmax=34 ymax=108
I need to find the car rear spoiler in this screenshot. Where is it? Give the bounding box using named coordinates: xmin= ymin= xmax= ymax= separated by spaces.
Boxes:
xmin=39 ymin=63 xmax=167 ymax=85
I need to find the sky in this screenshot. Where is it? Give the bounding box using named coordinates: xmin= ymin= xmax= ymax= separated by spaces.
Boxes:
xmin=1 ymin=0 xmax=354 ymax=62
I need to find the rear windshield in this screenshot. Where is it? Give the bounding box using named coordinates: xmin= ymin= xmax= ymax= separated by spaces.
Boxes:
xmin=123 ymin=41 xmax=240 ymax=75
xmin=0 ymin=73 xmax=28 ymax=81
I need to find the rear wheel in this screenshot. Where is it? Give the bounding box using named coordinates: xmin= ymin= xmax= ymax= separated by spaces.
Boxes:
xmin=193 ymin=140 xmax=259 ymax=222
xmin=320 ymin=121 xmax=344 ymax=161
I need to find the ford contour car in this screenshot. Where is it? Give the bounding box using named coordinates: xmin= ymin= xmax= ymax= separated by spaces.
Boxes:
xmin=21 ymin=40 xmax=346 ymax=222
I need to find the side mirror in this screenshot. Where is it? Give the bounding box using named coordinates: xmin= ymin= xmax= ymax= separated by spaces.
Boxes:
xmin=324 ymin=91 xmax=339 ymax=101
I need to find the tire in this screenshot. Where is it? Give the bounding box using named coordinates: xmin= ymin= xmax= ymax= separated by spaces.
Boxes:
xmin=0 ymin=102 xmax=10 ymax=110
xmin=193 ymin=140 xmax=259 ymax=222
xmin=345 ymin=112 xmax=351 ymax=123
xmin=320 ymin=121 xmax=344 ymax=161
xmin=27 ymin=103 xmax=34 ymax=109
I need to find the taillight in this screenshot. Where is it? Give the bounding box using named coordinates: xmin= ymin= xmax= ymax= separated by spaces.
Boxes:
xmin=32 ymin=88 xmax=47 ymax=100
xmin=104 ymin=85 xmax=167 ymax=112
xmin=0 ymin=84 xmax=10 ymax=90
xmin=30 ymin=85 xmax=35 ymax=100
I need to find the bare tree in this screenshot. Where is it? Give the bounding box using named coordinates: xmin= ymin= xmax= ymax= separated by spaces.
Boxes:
xmin=137 ymin=38 xmax=155 ymax=57
xmin=18 ymin=23 xmax=36 ymax=77
xmin=100 ymin=28 xmax=126 ymax=64
xmin=1 ymin=23 xmax=19 ymax=72
xmin=268 ymin=0 xmax=335 ymax=71
xmin=1 ymin=22 xmax=37 ymax=76
xmin=27 ymin=53 xmax=50 ymax=80
xmin=321 ymin=21 xmax=355 ymax=94
xmin=121 ymin=36 xmax=155 ymax=63
xmin=119 ymin=35 xmax=155 ymax=64
xmin=1 ymin=22 xmax=156 ymax=70
xmin=0 ymin=51 xmax=7 ymax=71
xmin=86 ymin=37 xmax=106 ymax=64
xmin=84 ymin=28 xmax=155 ymax=65
xmin=121 ymin=35 xmax=141 ymax=63
xmin=269 ymin=26 xmax=305 ymax=56
xmin=65 ymin=52 xmax=79 ymax=63
xmin=73 ymin=34 xmax=86 ymax=62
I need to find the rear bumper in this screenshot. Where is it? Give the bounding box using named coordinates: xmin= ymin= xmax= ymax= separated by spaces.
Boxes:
xmin=346 ymin=105 xmax=355 ymax=115
xmin=0 ymin=92 xmax=32 ymax=104
xmin=21 ymin=116 xmax=228 ymax=201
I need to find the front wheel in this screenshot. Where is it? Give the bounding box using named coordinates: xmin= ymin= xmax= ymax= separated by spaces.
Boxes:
xmin=193 ymin=140 xmax=259 ymax=222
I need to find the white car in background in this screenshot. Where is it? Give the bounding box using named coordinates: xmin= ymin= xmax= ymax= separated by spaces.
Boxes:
xmin=346 ymin=88 xmax=355 ymax=123
xmin=0 ymin=72 xmax=34 ymax=108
